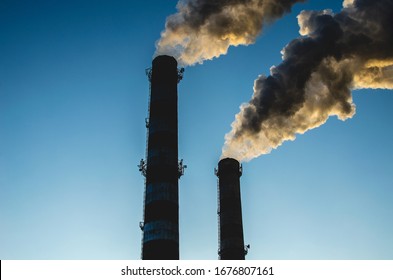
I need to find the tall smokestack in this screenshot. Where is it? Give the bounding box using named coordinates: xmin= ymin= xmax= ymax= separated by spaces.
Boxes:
xmin=215 ymin=158 xmax=246 ymax=260
xmin=139 ymin=55 xmax=185 ymax=260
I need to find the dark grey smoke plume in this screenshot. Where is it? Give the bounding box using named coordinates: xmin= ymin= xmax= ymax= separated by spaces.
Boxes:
xmin=156 ymin=0 xmax=306 ymax=65
xmin=223 ymin=0 xmax=393 ymax=161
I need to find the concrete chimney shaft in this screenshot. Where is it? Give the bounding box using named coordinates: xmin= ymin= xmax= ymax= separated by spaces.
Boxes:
xmin=142 ymin=55 xmax=180 ymax=260
xmin=216 ymin=158 xmax=246 ymax=260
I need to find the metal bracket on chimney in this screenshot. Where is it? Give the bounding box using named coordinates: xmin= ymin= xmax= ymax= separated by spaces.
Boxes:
xmin=244 ymin=244 xmax=250 ymax=256
xmin=177 ymin=68 xmax=185 ymax=83
xmin=145 ymin=68 xmax=152 ymax=82
xmin=138 ymin=159 xmax=147 ymax=177
xmin=178 ymin=159 xmax=187 ymax=178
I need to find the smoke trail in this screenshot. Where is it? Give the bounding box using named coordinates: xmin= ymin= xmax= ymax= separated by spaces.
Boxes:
xmin=222 ymin=0 xmax=393 ymax=161
xmin=156 ymin=0 xmax=306 ymax=65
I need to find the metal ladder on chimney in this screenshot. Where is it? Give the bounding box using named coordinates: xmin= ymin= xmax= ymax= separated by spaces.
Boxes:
xmin=139 ymin=68 xmax=153 ymax=259
xmin=215 ymin=168 xmax=221 ymax=259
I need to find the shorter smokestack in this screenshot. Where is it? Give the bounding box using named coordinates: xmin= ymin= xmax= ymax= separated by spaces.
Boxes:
xmin=215 ymin=158 xmax=246 ymax=260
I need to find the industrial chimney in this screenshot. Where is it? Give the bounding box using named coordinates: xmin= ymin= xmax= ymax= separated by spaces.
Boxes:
xmin=139 ymin=55 xmax=185 ymax=260
xmin=215 ymin=158 xmax=246 ymax=260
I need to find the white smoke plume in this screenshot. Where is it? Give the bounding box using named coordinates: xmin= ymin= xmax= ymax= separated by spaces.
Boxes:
xmin=222 ymin=0 xmax=393 ymax=161
xmin=156 ymin=0 xmax=306 ymax=66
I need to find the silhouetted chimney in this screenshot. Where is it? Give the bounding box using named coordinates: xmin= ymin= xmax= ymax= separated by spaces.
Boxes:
xmin=139 ymin=55 xmax=185 ymax=260
xmin=215 ymin=158 xmax=246 ymax=260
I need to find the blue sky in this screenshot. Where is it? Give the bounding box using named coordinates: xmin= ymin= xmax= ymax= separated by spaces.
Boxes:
xmin=1 ymin=0 xmax=392 ymax=260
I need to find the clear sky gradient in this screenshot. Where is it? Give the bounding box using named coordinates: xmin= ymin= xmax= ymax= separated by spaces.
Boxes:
xmin=1 ymin=0 xmax=392 ymax=259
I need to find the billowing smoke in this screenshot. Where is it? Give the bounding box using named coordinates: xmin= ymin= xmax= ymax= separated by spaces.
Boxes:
xmin=156 ymin=0 xmax=306 ymax=65
xmin=222 ymin=0 xmax=393 ymax=161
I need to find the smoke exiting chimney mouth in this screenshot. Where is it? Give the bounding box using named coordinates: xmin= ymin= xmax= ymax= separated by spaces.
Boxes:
xmin=156 ymin=0 xmax=306 ymax=66
xmin=222 ymin=0 xmax=393 ymax=162
xmin=216 ymin=157 xmax=246 ymax=260
xmin=154 ymin=0 xmax=393 ymax=163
